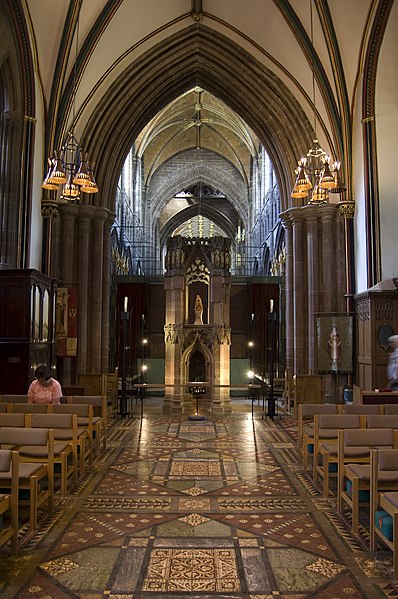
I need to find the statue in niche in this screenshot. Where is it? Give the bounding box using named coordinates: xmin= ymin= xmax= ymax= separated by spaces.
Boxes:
xmin=194 ymin=294 xmax=203 ymax=325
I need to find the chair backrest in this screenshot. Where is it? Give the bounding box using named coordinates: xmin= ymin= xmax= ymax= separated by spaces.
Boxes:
xmin=0 ymin=449 xmax=19 ymax=534
xmin=67 ymin=395 xmax=107 ymax=424
xmin=0 ymin=449 xmax=12 ymax=472
xmin=343 ymin=427 xmax=394 ymax=448
xmin=29 ymin=413 xmax=74 ymax=429
xmin=8 ymin=403 xmax=48 ymax=414
xmin=378 ymin=449 xmax=398 ymax=471
xmin=50 ymin=403 xmax=91 ymax=417
xmin=317 ymin=414 xmax=361 ymax=430
xmin=1 ymin=395 xmax=29 ymax=403
xmin=301 ymin=404 xmax=339 ymax=418
xmin=0 ymin=404 xmax=7 ymax=413
xmin=384 ymin=405 xmax=398 ymax=415
xmin=0 ymin=426 xmax=49 ymax=446
xmin=367 ymin=415 xmax=398 ymax=429
xmin=0 ymin=414 xmax=25 ymax=427
xmin=343 ymin=404 xmax=380 ymax=414
xmin=68 ymin=395 xmax=105 ymax=408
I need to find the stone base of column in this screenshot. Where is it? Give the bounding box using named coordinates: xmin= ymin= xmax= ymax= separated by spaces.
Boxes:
xmin=210 ymin=399 xmax=231 ymax=415
xmin=163 ymin=394 xmax=183 ymax=414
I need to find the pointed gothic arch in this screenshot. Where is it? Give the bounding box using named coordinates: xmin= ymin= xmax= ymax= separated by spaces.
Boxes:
xmin=81 ymin=24 xmax=314 ymax=215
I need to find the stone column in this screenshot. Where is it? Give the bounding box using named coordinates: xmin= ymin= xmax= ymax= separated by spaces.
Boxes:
xmin=210 ymin=275 xmax=223 ymax=324
xmin=303 ymin=205 xmax=320 ymax=373
xmin=163 ymin=274 xmax=185 ymax=413
xmin=76 ymin=205 xmax=95 ymax=373
xmin=40 ymin=201 xmax=60 ymax=278
xmin=321 ymin=204 xmax=345 ymax=402
xmin=320 ymin=205 xmax=338 ymax=313
xmin=281 ymin=214 xmax=294 ymax=376
xmin=59 ymin=203 xmax=79 ymax=285
xmin=211 ymin=323 xmax=231 ymax=413
xmin=101 ymin=212 xmax=114 ymax=372
xmin=0 ymin=111 xmax=21 ymax=269
xmin=290 ymin=209 xmax=307 ymax=373
xmin=89 ymin=208 xmax=108 ymax=372
xmin=336 ymin=216 xmax=347 ymax=313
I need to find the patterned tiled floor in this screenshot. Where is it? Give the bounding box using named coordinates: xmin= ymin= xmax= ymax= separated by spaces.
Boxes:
xmin=0 ymin=403 xmax=397 ymax=598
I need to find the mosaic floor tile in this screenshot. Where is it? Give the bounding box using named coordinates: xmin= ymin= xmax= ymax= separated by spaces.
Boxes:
xmin=93 ymin=470 xmax=179 ymax=496
xmin=0 ymin=408 xmax=394 ymax=599
xmin=212 ymin=470 xmax=296 ymax=497
xmin=142 ymin=548 xmax=240 ymax=592
xmin=39 ymin=548 xmax=120 ymax=591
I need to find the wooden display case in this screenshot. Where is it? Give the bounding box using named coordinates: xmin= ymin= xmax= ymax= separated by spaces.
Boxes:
xmin=0 ymin=269 xmax=57 ymax=394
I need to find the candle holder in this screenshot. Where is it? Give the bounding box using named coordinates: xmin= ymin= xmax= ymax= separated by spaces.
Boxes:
xmin=119 ymin=309 xmax=130 ymax=417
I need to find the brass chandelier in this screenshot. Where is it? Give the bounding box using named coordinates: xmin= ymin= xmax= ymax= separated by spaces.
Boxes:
xmin=42 ymin=9 xmax=98 ymax=201
xmin=291 ymin=0 xmax=346 ymax=205
xmin=291 ymin=139 xmax=346 ymax=204
xmin=42 ymin=133 xmax=98 ymax=200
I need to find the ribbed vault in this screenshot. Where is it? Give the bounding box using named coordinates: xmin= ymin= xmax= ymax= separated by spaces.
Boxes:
xmin=160 ymin=204 xmax=237 ymax=249
xmin=148 ymin=149 xmax=247 ymax=225
xmin=83 ymin=23 xmax=314 ymax=215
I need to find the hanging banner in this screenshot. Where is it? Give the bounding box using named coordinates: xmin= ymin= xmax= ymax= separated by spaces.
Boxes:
xmin=315 ymin=313 xmax=353 ymax=374
xmin=56 ymin=287 xmax=78 ymax=357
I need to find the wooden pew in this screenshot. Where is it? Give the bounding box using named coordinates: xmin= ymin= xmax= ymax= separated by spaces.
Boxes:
xmin=370 ymin=449 xmax=398 ymax=579
xmin=66 ymin=396 xmax=107 ymax=451
xmin=338 ymin=430 xmax=397 ymax=531
xmin=0 ymin=450 xmax=18 ymax=554
xmin=0 ymin=427 xmax=54 ymax=531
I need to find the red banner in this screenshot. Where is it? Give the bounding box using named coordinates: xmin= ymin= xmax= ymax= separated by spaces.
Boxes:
xmin=56 ymin=287 xmax=78 ymax=357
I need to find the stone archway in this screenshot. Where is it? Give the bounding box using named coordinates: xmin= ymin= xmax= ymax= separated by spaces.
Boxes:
xmin=49 ymin=23 xmax=317 ymax=376
xmin=163 ymin=236 xmax=231 ymax=414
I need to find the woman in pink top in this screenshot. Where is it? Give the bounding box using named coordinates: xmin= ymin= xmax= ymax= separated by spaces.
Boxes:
xmin=28 ymin=365 xmax=63 ymax=404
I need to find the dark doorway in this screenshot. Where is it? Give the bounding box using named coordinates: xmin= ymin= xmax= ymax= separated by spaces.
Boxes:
xmin=189 ymin=350 xmax=206 ymax=382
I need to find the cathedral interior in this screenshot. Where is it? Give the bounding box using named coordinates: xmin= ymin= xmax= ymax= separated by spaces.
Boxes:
xmin=1 ymin=0 xmax=398 ymax=597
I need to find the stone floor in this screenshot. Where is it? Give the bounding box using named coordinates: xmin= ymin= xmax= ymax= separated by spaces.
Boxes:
xmin=0 ymin=399 xmax=397 ymax=598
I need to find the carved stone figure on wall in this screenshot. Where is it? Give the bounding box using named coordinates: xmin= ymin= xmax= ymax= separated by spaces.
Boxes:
xmin=216 ymin=323 xmax=231 ymax=345
xmin=164 ymin=323 xmax=183 ymax=344
xmin=194 ymin=294 xmax=203 ymax=325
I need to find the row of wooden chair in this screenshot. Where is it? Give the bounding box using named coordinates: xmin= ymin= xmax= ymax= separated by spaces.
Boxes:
xmin=314 ymin=413 xmax=398 ymax=495
xmin=298 ymin=403 xmax=398 ymax=472
xmin=371 ymin=460 xmax=398 ymax=579
xmin=0 ymin=413 xmax=83 ymax=497
xmin=0 ymin=403 xmax=104 ymax=459
xmin=296 ymin=406 xmax=398 ymax=577
xmin=0 ymin=393 xmax=109 ymax=554
xmin=341 ymin=448 xmax=398 ymax=579
xmin=0 ymin=450 xmax=18 ymax=554
xmin=0 ymin=395 xmax=108 ymax=453
xmin=0 ymin=398 xmax=109 ymax=551
xmin=0 ymin=427 xmax=56 ymax=542
xmin=338 ymin=438 xmax=398 ymax=532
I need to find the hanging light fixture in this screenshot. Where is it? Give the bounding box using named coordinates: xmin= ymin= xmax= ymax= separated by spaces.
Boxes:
xmin=42 ymin=11 xmax=98 ymax=201
xmin=291 ymin=0 xmax=346 ymax=206
xmin=42 ymin=134 xmax=98 ymax=200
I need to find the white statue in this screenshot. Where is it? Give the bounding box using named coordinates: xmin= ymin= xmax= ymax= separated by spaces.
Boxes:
xmin=194 ymin=294 xmax=203 ymax=325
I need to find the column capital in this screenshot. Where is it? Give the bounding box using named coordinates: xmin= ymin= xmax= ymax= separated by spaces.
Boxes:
xmin=41 ymin=199 xmax=59 ymax=219
xmin=59 ymin=202 xmax=79 ymax=220
xmin=93 ymin=206 xmax=110 ymax=223
xmin=319 ymin=204 xmax=339 ymax=222
xmin=77 ymin=204 xmax=96 ymax=220
xmin=301 ymin=204 xmax=321 ymax=223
